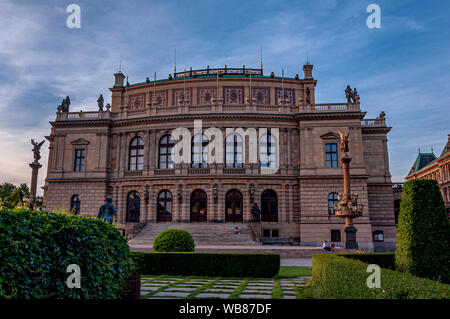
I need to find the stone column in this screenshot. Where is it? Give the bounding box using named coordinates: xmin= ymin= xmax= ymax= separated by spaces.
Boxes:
xmin=144 ymin=130 xmax=151 ymax=170
xmin=150 ymin=129 xmax=157 ymax=170
xmin=287 ymin=129 xmax=292 ymax=167
xmin=119 ymin=185 xmax=125 ymax=224
xmin=29 ymin=161 xmax=42 ymax=208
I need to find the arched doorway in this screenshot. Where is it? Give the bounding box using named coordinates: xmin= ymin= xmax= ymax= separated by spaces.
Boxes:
xmin=127 ymin=191 xmax=140 ymax=222
xmin=157 ymin=190 xmax=173 ymax=222
xmin=261 ymin=189 xmax=278 ymax=222
xmin=190 ymin=189 xmax=207 ymax=222
xmin=225 ymin=189 xmax=243 ymax=222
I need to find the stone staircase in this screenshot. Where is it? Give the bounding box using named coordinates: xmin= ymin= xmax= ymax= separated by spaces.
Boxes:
xmin=129 ymin=222 xmax=256 ymax=247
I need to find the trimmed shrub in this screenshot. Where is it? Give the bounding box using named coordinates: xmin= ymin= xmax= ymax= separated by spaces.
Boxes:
xmin=395 ymin=179 xmax=450 ymax=283
xmin=131 ymin=251 xmax=280 ymax=278
xmin=0 ymin=208 xmax=133 ymax=299
xmin=312 ymin=254 xmax=450 ymax=299
xmin=338 ymin=253 xmax=395 ymax=270
xmin=153 ymin=228 xmax=195 ymax=252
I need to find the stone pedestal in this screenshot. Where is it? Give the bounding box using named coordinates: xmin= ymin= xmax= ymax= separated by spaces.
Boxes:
xmin=344 ymin=226 xmax=358 ymax=249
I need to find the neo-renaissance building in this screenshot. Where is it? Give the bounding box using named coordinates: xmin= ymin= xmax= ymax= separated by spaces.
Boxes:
xmin=43 ymin=63 xmax=396 ymax=251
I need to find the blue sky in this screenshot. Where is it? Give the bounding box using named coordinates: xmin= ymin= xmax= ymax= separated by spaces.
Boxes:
xmin=0 ymin=0 xmax=449 ymax=192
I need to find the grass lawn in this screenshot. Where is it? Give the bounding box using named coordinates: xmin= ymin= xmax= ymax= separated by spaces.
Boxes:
xmin=277 ymin=266 xmax=312 ymax=278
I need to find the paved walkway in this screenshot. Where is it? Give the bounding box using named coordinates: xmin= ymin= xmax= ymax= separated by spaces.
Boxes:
xmin=132 ymin=244 xmax=323 ymax=250
xmin=140 ymin=276 xmax=312 ymax=299
xmin=280 ymin=259 xmax=312 ymax=267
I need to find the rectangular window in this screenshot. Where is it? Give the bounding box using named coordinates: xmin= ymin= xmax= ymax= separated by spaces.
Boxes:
xmin=325 ymin=143 xmax=338 ymax=168
xmin=331 ymin=229 xmax=341 ymax=242
xmin=74 ymin=149 xmax=85 ymax=172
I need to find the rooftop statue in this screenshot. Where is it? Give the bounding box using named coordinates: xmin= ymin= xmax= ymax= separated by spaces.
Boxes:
xmin=97 ymin=94 xmax=104 ymax=111
xmin=345 ymin=85 xmax=353 ymax=103
xmin=353 ymin=88 xmax=360 ymax=103
xmin=60 ymin=96 xmax=71 ymax=112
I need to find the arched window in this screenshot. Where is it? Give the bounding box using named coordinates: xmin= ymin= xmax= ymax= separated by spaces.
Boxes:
xmin=129 ymin=137 xmax=144 ymax=171
xmin=328 ymin=192 xmax=339 ymax=215
xmin=259 ymin=133 xmax=277 ymax=168
xmin=373 ymin=230 xmax=384 ymax=242
xmin=70 ymin=195 xmax=81 ymax=215
xmin=261 ymin=189 xmax=278 ymax=222
xmin=190 ymin=189 xmax=207 ymax=222
xmin=225 ymin=134 xmax=243 ymax=168
xmin=159 ymin=135 xmax=175 ymax=169
xmin=126 ymin=191 xmax=140 ymax=222
xmin=225 ymin=189 xmax=243 ymax=222
xmin=157 ymin=190 xmax=173 ymax=222
xmin=191 ymin=134 xmax=209 ymax=168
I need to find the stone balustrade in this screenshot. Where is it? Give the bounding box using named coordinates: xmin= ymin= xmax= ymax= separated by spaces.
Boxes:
xmin=54 ymin=102 xmax=364 ymax=121
xmin=361 ymin=118 xmax=386 ymax=126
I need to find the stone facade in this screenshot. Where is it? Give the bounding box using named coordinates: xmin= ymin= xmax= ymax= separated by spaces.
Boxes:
xmin=43 ymin=64 xmax=396 ymax=250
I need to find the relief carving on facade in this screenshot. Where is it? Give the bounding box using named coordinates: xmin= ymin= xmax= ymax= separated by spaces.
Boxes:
xmin=223 ymin=87 xmax=244 ymax=104
xmin=150 ymin=91 xmax=168 ymax=107
xmin=275 ymin=88 xmax=295 ymax=106
xmin=252 ymin=87 xmax=270 ymax=105
xmin=198 ymin=87 xmax=217 ymax=105
xmin=174 ymin=89 xmax=192 ymax=106
xmin=129 ymin=94 xmax=146 ymax=111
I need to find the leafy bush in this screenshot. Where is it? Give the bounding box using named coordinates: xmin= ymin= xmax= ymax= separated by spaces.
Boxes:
xmin=338 ymin=253 xmax=395 ymax=270
xmin=395 ymin=179 xmax=450 ymax=283
xmin=0 ymin=182 xmax=29 ymax=209
xmin=0 ymin=208 xmax=133 ymax=298
xmin=312 ymin=254 xmax=450 ymax=299
xmin=131 ymin=251 xmax=280 ymax=278
xmin=153 ymin=228 xmax=195 ymax=252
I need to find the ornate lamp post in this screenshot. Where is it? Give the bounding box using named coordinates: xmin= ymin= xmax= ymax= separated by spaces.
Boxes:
xmin=333 ymin=132 xmax=363 ymax=249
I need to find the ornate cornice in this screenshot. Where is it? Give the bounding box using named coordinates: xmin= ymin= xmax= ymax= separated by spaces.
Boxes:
xmin=295 ymin=111 xmax=366 ymax=121
xmin=361 ymin=126 xmax=392 ymax=134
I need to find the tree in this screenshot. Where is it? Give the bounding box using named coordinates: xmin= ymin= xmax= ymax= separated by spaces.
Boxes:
xmin=0 ymin=182 xmax=30 ymax=209
xmin=395 ymin=179 xmax=450 ymax=283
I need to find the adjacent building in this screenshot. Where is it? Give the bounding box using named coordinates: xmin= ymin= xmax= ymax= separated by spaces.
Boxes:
xmin=405 ymin=135 xmax=450 ymax=213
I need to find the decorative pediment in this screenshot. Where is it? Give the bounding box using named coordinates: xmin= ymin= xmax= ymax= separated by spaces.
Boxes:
xmin=320 ymin=132 xmax=339 ymax=140
xmin=71 ymin=138 xmax=90 ymax=145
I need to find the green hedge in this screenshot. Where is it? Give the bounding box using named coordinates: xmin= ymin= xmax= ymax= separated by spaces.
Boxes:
xmin=396 ymin=179 xmax=450 ymax=283
xmin=312 ymin=254 xmax=450 ymax=299
xmin=131 ymin=251 xmax=280 ymax=278
xmin=0 ymin=208 xmax=133 ymax=299
xmin=153 ymin=228 xmax=195 ymax=252
xmin=337 ymin=253 xmax=395 ymax=270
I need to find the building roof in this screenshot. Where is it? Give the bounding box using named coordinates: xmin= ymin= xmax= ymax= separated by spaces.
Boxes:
xmin=408 ymin=152 xmax=437 ymax=175
xmin=440 ymin=134 xmax=450 ymax=157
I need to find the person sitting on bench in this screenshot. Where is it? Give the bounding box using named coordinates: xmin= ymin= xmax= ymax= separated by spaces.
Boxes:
xmin=323 ymin=240 xmax=331 ymax=252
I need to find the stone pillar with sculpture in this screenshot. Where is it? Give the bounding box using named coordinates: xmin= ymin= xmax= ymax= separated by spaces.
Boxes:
xmin=29 ymin=139 xmax=45 ymax=210
xmin=333 ymin=132 xmax=363 ymax=249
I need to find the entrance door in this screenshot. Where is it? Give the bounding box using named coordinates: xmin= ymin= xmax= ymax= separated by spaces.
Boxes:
xmin=157 ymin=190 xmax=173 ymax=222
xmin=261 ymin=189 xmax=278 ymax=222
xmin=127 ymin=191 xmax=140 ymax=222
xmin=190 ymin=189 xmax=207 ymax=222
xmin=225 ymin=189 xmax=243 ymax=222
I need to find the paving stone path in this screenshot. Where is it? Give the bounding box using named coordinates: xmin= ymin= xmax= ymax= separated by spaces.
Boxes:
xmin=140 ymin=276 xmax=312 ymax=299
